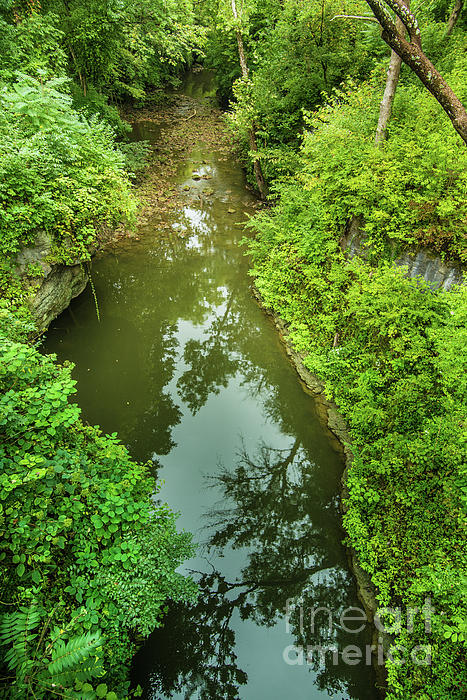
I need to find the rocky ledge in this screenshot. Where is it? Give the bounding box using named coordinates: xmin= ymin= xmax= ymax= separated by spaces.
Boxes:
xmin=341 ymin=215 xmax=465 ymax=291
xmin=14 ymin=232 xmax=88 ymax=332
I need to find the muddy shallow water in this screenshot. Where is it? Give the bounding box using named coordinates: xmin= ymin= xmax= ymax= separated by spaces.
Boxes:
xmin=43 ymin=72 xmax=378 ymax=700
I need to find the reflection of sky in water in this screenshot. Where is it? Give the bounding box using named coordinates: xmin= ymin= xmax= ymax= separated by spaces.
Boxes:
xmin=172 ymin=208 xmax=212 ymax=251
xmin=185 ymin=234 xmax=202 ymax=250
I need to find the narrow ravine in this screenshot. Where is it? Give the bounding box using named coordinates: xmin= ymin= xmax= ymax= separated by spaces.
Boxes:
xmin=43 ymin=72 xmax=378 ymax=700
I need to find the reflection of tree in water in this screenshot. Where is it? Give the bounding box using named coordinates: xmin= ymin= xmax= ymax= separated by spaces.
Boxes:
xmin=131 ymin=322 xmax=183 ymax=457
xmin=60 ymin=199 xmax=299 ymax=459
xmin=136 ymin=579 xmax=247 ymax=700
xmin=134 ymin=441 xmax=374 ymax=699
xmin=73 ymin=226 xmax=240 ymax=461
xmin=176 ymin=287 xmax=242 ymax=413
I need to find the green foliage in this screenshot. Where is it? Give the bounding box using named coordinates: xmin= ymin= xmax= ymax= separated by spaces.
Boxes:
xmin=0 ymin=327 xmax=197 ymax=696
xmin=299 ymin=68 xmax=467 ymax=262
xmin=202 ymin=0 xmax=283 ymax=103
xmin=244 ymin=26 xmax=467 ymax=693
xmin=0 ymin=0 xmax=202 ymax=311
xmin=0 ymin=0 xmax=465 ymax=697
xmin=246 ymin=66 xmax=466 ymax=266
xmin=246 ymin=151 xmax=467 ymax=698
xmin=230 ymin=0 xmax=374 ymax=144
xmin=0 ymin=74 xmax=136 ymax=300
xmin=41 ymin=0 xmax=206 ymax=102
xmin=212 ymin=11 xmax=467 ymax=690
xmin=0 ymin=7 xmax=67 ymax=83
xmin=2 ymin=73 xmax=86 ymax=131
xmin=208 ymin=0 xmax=378 ymax=183
xmin=70 ymin=83 xmax=132 ymax=137
xmin=117 ymin=141 xmax=152 ymax=178
xmin=0 ymin=4 xmax=204 ymax=695
xmin=0 ymin=300 xmax=35 ymax=342
xmin=0 ymin=604 xmax=105 ymax=699
xmin=211 ymin=0 xmax=467 ymax=193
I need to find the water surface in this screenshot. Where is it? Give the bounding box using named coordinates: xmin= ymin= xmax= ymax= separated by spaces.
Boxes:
xmin=43 ymin=72 xmax=378 ymax=700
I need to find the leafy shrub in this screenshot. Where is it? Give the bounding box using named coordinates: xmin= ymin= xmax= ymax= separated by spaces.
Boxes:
xmin=0 ymin=326 xmax=197 ymax=697
xmin=41 ymin=0 xmax=205 ymax=103
xmin=298 ymin=64 xmax=467 ymax=262
xmin=230 ymin=0 xmax=373 ymax=145
xmin=71 ymin=83 xmax=132 ymax=138
xmin=118 ymin=141 xmax=152 ymax=178
xmin=0 ymin=8 xmax=67 ymax=83
xmin=245 ymin=82 xmax=467 ymax=693
xmin=0 ymin=74 xmax=136 ymax=300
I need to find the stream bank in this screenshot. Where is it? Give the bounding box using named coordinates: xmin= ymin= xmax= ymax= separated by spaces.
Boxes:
xmin=252 ymin=290 xmax=391 ymax=673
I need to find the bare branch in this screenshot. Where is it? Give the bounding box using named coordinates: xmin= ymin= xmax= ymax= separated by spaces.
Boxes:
xmin=331 ymin=14 xmax=379 ymax=22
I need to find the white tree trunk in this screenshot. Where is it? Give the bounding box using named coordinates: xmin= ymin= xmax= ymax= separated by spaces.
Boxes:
xmin=231 ymin=0 xmax=249 ymax=79
xmin=230 ymin=0 xmax=268 ymax=198
xmin=374 ymin=11 xmax=405 ymax=145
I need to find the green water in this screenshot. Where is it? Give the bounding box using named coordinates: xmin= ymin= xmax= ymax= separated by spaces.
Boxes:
xmin=43 ymin=73 xmax=378 ymax=700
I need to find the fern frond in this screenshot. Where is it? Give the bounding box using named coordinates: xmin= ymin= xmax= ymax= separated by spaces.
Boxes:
xmin=0 ymin=605 xmax=41 ymax=642
xmin=0 ymin=604 xmax=41 ymax=670
xmin=20 ymin=605 xmax=41 ymax=664
xmin=47 ymin=632 xmax=101 ymax=677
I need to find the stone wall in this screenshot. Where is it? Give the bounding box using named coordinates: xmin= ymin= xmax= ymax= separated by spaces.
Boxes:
xmin=341 ymin=216 xmax=465 ymax=291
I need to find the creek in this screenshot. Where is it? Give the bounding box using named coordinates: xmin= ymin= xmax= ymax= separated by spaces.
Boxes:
xmin=43 ymin=71 xmax=378 ymax=700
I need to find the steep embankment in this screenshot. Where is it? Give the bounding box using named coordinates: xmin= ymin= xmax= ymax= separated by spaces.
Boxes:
xmin=244 ymin=78 xmax=467 ymax=699
xmin=0 ymin=77 xmax=136 ymax=331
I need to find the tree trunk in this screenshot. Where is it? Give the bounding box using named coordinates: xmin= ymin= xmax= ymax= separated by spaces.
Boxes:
xmin=249 ymin=129 xmax=268 ymax=199
xmin=365 ymin=0 xmax=467 ymax=145
xmin=374 ymin=2 xmax=408 ymax=145
xmin=446 ymin=0 xmax=464 ymax=36
xmin=230 ymin=0 xmax=268 ymax=199
xmin=374 ymin=27 xmax=403 ymax=144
